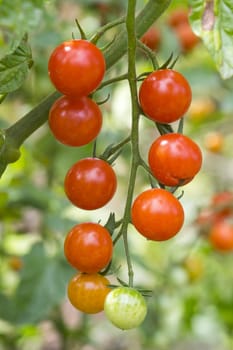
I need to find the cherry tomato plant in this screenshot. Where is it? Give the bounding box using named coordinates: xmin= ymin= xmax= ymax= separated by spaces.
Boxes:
xmin=1 ymin=0 xmax=233 ymax=345
xmin=44 ymin=0 xmax=203 ymax=330
xmin=0 ymin=0 xmax=203 ymax=331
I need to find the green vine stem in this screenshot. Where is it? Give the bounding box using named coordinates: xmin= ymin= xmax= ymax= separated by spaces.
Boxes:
xmin=137 ymin=39 xmax=159 ymax=70
xmin=117 ymin=0 xmax=140 ymax=288
xmin=90 ymin=17 xmax=125 ymax=44
xmin=0 ymin=0 xmax=171 ymax=179
xmin=104 ymin=0 xmax=171 ymax=70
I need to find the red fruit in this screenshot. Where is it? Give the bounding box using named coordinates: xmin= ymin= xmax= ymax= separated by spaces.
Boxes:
xmin=131 ymin=188 xmax=184 ymax=241
xmin=141 ymin=27 xmax=161 ymax=51
xmin=139 ymin=69 xmax=192 ymax=123
xmin=209 ymin=219 xmax=233 ymax=252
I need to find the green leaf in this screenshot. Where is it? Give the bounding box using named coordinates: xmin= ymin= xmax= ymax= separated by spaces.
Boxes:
xmin=0 ymin=34 xmax=33 ymax=94
xmin=189 ymin=0 xmax=233 ymax=79
xmin=0 ymin=0 xmax=44 ymax=38
xmin=0 ymin=242 xmax=73 ymax=325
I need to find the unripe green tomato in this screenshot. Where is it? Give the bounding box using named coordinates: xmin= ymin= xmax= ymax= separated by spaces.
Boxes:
xmin=104 ymin=287 xmax=147 ymax=330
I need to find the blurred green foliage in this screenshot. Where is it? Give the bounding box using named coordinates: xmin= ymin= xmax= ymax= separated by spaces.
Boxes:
xmin=0 ymin=1 xmax=233 ymax=350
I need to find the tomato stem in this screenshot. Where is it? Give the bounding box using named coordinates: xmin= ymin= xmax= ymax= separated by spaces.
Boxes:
xmin=117 ymin=0 xmax=141 ymax=288
xmin=90 ymin=17 xmax=125 ymax=45
xmin=97 ymin=73 xmax=128 ymax=90
xmin=137 ymin=39 xmax=159 ymax=70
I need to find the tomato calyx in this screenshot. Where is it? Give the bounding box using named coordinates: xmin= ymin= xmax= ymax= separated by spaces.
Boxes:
xmin=136 ymin=54 xmax=179 ymax=83
xmin=74 ymin=19 xmax=87 ymax=40
xmin=155 ymin=122 xmax=174 ymax=135
xmin=98 ymin=135 xmax=131 ymax=164
xmin=104 ymin=212 xmax=123 ymax=236
xmin=158 ymin=52 xmax=179 ymax=70
xmin=108 ymin=277 xmax=153 ymax=298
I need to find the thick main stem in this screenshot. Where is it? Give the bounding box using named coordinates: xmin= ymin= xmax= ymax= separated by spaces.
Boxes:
xmin=105 ymin=0 xmax=171 ymax=69
xmin=119 ymin=0 xmax=141 ymax=288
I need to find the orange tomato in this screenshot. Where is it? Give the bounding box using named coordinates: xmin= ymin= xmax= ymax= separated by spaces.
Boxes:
xmin=67 ymin=273 xmax=111 ymax=314
xmin=204 ymin=132 xmax=224 ymax=153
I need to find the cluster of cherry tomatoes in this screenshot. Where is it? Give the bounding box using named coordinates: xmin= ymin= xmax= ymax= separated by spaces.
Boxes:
xmin=48 ymin=38 xmax=147 ymax=330
xmin=196 ymin=191 xmax=233 ymax=252
xmin=167 ymin=8 xmax=200 ymax=53
xmin=141 ymin=8 xmax=200 ymax=54
xmin=47 ymin=34 xmax=203 ymax=329
xmin=132 ymin=69 xmax=202 ymax=242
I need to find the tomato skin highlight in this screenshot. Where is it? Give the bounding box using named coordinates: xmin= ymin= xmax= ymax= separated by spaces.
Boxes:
xmin=104 ymin=287 xmax=147 ymax=330
xmin=49 ymin=96 xmax=102 ymax=146
xmin=139 ymin=69 xmax=192 ymax=123
xmin=131 ymin=188 xmax=184 ymax=241
xmin=148 ymin=133 xmax=202 ymax=187
xmin=64 ymin=157 xmax=117 ymax=210
xmin=48 ymin=39 xmax=106 ymax=97
xmin=67 ymin=273 xmax=111 ymax=314
xmin=64 ymin=222 xmax=113 ymax=273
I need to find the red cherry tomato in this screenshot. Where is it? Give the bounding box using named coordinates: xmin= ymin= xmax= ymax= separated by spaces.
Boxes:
xmin=167 ymin=9 xmax=199 ymax=53
xmin=139 ymin=69 xmax=192 ymax=123
xmin=48 ymin=39 xmax=106 ymax=96
xmin=49 ymin=95 xmax=102 ymax=146
xmin=175 ymin=23 xmax=200 ymax=52
xmin=211 ymin=191 xmax=233 ymax=207
xmin=196 ymin=191 xmax=233 ymax=229
xmin=167 ymin=9 xmax=189 ymax=28
xmin=131 ymin=188 xmax=184 ymax=241
xmin=196 ymin=207 xmax=216 ymax=226
xmin=64 ymin=222 xmax=113 ymax=273
xmin=209 ymin=219 xmax=233 ymax=252
xmin=67 ymin=273 xmax=111 ymax=314
xmin=141 ymin=26 xmax=161 ymax=51
xmin=148 ymin=133 xmax=202 ymax=187
xmin=64 ymin=157 xmax=117 ymax=210
xmin=211 ymin=190 xmax=233 ymax=218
